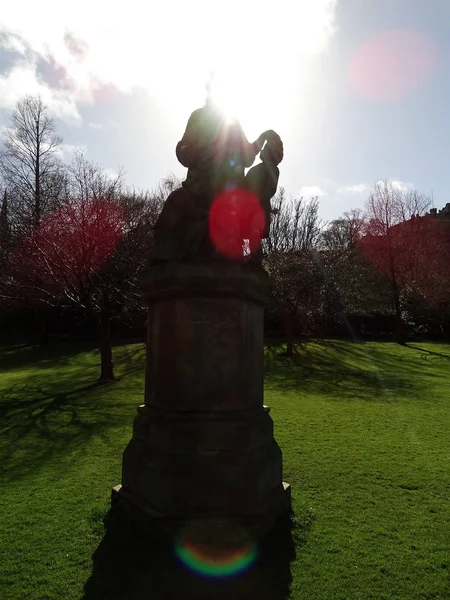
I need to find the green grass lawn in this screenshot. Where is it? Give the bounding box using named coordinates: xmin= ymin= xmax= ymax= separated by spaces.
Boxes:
xmin=1 ymin=340 xmax=449 ymax=599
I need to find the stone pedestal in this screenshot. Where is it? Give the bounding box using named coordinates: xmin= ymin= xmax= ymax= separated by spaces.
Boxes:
xmin=112 ymin=262 xmax=290 ymax=536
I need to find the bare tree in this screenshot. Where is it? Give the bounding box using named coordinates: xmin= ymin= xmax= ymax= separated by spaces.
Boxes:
xmin=0 ymin=189 xmax=10 ymax=253
xmin=67 ymin=150 xmax=124 ymax=203
xmin=268 ymin=250 xmax=325 ymax=355
xmin=263 ymin=191 xmax=324 ymax=353
xmin=360 ymin=180 xmax=433 ymax=344
xmin=0 ymin=188 xmax=11 ymax=312
xmin=365 ymin=181 xmax=430 ymax=235
xmin=266 ymin=189 xmax=322 ymax=253
xmin=7 ymin=155 xmax=167 ymax=379
xmin=0 ymin=95 xmax=64 ymax=231
xmin=321 ymin=209 xmax=364 ymax=251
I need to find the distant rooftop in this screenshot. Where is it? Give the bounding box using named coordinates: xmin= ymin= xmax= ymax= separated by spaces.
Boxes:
xmin=429 ymin=203 xmax=450 ymax=219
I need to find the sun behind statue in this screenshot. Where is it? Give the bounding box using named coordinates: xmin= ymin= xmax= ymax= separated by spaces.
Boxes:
xmin=152 ymin=87 xmax=283 ymax=263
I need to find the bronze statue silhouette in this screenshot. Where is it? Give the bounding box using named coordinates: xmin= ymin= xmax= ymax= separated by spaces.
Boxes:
xmin=153 ymin=89 xmax=283 ymax=263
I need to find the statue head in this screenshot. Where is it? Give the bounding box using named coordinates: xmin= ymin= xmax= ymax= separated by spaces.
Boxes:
xmin=261 ymin=132 xmax=284 ymax=166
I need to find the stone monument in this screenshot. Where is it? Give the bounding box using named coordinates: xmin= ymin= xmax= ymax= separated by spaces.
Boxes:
xmin=112 ymin=89 xmax=290 ymax=538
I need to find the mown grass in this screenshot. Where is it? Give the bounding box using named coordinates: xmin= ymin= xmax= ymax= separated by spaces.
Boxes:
xmin=1 ymin=340 xmax=449 ymax=599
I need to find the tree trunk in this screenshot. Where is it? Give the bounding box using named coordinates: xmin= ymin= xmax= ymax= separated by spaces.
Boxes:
xmin=286 ymin=338 xmax=294 ymax=357
xmin=282 ymin=311 xmax=295 ymax=357
xmin=393 ymin=291 xmax=406 ymax=345
xmin=35 ymin=123 xmax=41 ymax=227
xmin=98 ymin=311 xmax=115 ymax=380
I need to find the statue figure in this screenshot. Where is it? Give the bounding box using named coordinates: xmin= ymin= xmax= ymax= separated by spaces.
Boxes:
xmin=152 ymin=86 xmax=283 ymax=263
xmin=245 ymin=131 xmax=283 ymax=261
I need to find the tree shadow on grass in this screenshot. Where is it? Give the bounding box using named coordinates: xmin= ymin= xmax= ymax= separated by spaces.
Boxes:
xmin=112 ymin=343 xmax=146 ymax=378
xmin=0 ymin=342 xmax=147 ymax=484
xmin=83 ymin=509 xmax=308 ymax=600
xmin=405 ymin=343 xmax=450 ymax=361
xmin=264 ymin=340 xmax=447 ymax=402
xmin=0 ymin=381 xmax=118 ymax=482
xmin=0 ymin=340 xmax=99 ymax=372
xmin=0 ymin=340 xmax=146 ymax=377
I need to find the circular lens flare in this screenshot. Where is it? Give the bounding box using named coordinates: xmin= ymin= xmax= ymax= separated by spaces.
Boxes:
xmin=349 ymin=29 xmax=437 ymax=102
xmin=209 ymin=188 xmax=265 ymax=259
xmin=175 ymin=539 xmax=257 ymax=578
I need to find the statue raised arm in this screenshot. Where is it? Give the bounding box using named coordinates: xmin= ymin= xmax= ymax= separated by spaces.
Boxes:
xmin=152 ymin=92 xmax=283 ymax=264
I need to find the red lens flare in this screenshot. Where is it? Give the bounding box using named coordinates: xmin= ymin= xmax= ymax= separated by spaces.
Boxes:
xmin=16 ymin=198 xmax=124 ymax=290
xmin=349 ymin=30 xmax=437 ymax=102
xmin=209 ymin=188 xmax=265 ymax=260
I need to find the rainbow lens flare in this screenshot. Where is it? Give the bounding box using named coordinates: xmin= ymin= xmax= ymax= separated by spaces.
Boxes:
xmin=175 ymin=538 xmax=258 ymax=578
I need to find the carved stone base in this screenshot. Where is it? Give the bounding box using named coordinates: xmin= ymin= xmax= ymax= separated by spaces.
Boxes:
xmin=112 ymin=262 xmax=290 ymax=537
xmin=111 ymin=482 xmax=291 ymax=540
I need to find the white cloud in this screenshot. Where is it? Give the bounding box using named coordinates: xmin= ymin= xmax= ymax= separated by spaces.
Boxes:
xmin=338 ymin=183 xmax=369 ymax=194
xmin=299 ymin=185 xmax=328 ymax=198
xmin=56 ymin=143 xmax=86 ymax=160
xmin=0 ymin=60 xmax=81 ymax=123
xmin=376 ymin=179 xmax=414 ymax=192
xmin=88 ymin=121 xmax=105 ymax=130
xmin=391 ymin=180 xmax=414 ymax=191
xmin=0 ymin=31 xmax=26 ymax=54
xmin=0 ymin=1 xmax=338 ymax=124
xmin=338 ymin=181 xmax=414 ymax=197
xmin=0 ymin=124 xmax=9 ymax=139
xmin=103 ymin=167 xmax=118 ymax=180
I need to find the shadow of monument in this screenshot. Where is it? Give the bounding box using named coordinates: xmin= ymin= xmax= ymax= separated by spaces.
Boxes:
xmin=83 ymin=511 xmax=299 ymax=600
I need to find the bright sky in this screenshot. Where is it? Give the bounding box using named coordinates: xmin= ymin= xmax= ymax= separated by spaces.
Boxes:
xmin=0 ymin=0 xmax=448 ymax=221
